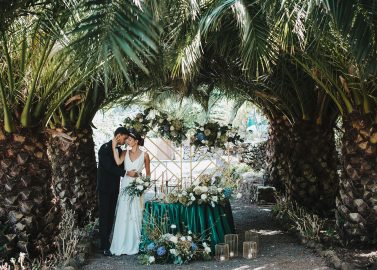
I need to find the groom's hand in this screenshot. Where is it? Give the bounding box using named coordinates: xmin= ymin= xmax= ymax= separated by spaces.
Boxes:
xmin=112 ymin=135 xmax=119 ymax=149
xmin=127 ymin=170 xmax=138 ymax=177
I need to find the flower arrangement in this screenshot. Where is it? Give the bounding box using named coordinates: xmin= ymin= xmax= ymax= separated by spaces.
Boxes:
xmin=139 ymin=225 xmax=211 ymax=265
xmin=122 ymin=175 xmax=151 ymax=198
xmin=190 ymin=122 xmax=243 ymax=149
xmin=124 ymin=108 xmax=152 ymax=136
xmin=151 ymin=112 xmax=188 ymax=144
xmin=165 ymin=173 xmax=242 ymax=207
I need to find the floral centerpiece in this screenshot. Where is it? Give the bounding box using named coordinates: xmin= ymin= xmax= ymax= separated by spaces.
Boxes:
xmin=122 ymin=175 xmax=151 ymax=198
xmin=190 ymin=122 xmax=243 ymax=149
xmin=151 ymin=112 xmax=188 ymax=144
xmin=165 ymin=173 xmax=242 ymax=207
xmin=124 ymin=108 xmax=152 ymax=136
xmin=139 ymin=226 xmax=211 ymax=265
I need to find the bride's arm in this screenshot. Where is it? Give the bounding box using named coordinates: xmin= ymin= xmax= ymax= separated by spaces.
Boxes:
xmin=144 ymin=152 xmax=151 ymax=177
xmin=112 ymin=137 xmax=126 ymax=165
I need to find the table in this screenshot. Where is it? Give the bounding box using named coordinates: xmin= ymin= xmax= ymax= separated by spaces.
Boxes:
xmin=141 ymin=201 xmax=235 ymax=251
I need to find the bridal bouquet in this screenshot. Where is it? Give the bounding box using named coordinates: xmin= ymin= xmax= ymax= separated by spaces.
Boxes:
xmin=122 ymin=175 xmax=151 ymax=197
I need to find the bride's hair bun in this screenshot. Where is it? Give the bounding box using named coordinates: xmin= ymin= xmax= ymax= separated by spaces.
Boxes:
xmin=128 ymin=128 xmax=144 ymax=146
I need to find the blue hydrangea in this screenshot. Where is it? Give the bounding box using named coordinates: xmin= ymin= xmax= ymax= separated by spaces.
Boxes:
xmin=163 ymin=125 xmax=170 ymax=132
xmin=223 ymin=187 xmax=233 ymax=198
xmin=157 ymin=246 xmax=166 ymax=256
xmin=147 ymin=242 xmax=156 ymax=251
xmin=191 ymin=243 xmax=198 ymax=251
xmin=196 ymin=132 xmax=205 ymax=141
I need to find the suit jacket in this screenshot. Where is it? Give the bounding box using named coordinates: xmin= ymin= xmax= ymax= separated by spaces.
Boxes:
xmin=97 ymin=140 xmax=126 ymax=194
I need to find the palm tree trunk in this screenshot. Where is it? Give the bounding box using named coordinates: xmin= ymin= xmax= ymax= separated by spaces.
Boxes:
xmin=0 ymin=123 xmax=57 ymax=257
xmin=288 ymin=120 xmax=339 ymax=215
xmin=336 ymin=112 xmax=377 ymax=246
xmin=47 ymin=127 xmax=97 ymax=227
xmin=265 ymin=117 xmax=292 ymax=193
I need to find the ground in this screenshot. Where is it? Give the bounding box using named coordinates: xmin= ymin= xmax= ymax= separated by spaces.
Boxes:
xmin=82 ymin=201 xmax=332 ymax=270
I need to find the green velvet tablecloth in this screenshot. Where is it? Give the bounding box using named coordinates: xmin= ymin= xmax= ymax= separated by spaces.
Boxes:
xmin=141 ymin=201 xmax=235 ymax=251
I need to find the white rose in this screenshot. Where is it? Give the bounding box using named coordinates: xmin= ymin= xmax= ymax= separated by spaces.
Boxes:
xmin=170 ymin=126 xmax=175 ymax=131
xmin=200 ymin=127 xmax=204 ymax=131
xmin=182 ymin=191 xmax=187 ymax=196
xmin=236 ymin=193 xmax=242 ymax=199
xmin=187 ymin=236 xmax=192 ymax=241
xmin=143 ymin=182 xmax=149 ymax=187
xmin=178 ymin=193 xmax=183 ymax=198
xmin=212 ymin=196 xmax=218 ymax=202
xmin=201 ymin=194 xmax=207 ymax=200
xmin=201 ymin=186 xmax=208 ymax=193
xmin=170 ymin=249 xmax=177 ymax=255
xmin=188 ymin=230 xmax=192 ymax=235
xmin=139 ymin=118 xmax=143 ymax=122
xmin=136 ymin=185 xmax=144 ymax=191
xmin=148 ymin=256 xmax=155 ymax=263
xmin=205 ymin=247 xmax=211 ymax=253
xmin=159 ymin=119 xmax=164 ymax=123
xmin=180 ymin=236 xmax=186 ymax=241
xmin=170 ymin=236 xmax=178 ymax=244
xmin=217 ymin=188 xmax=223 ymax=193
xmin=136 ymin=178 xmax=143 ymax=184
xmin=190 ymin=196 xmax=196 ymax=201
xmin=170 ymin=224 xmax=177 ymax=229
xmin=203 ymin=242 xmax=208 ymax=247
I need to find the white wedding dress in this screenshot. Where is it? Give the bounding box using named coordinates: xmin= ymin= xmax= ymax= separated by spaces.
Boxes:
xmin=110 ymin=150 xmax=145 ymax=255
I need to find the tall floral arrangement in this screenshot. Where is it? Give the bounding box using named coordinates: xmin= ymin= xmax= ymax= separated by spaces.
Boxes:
xmin=124 ymin=108 xmax=152 ymax=136
xmin=151 ymin=112 xmax=188 ymax=144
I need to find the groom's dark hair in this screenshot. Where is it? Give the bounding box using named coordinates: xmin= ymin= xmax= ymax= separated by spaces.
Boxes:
xmin=114 ymin=126 xmax=129 ymax=136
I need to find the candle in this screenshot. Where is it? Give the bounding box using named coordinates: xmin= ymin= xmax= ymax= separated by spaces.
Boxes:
xmin=220 ymin=255 xmax=225 ymax=261
xmin=230 ymin=251 xmax=234 ymax=257
xmin=248 ymin=253 xmax=253 ymax=259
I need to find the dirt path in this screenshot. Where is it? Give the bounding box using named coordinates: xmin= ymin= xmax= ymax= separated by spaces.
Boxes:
xmin=82 ymin=201 xmax=333 ymax=270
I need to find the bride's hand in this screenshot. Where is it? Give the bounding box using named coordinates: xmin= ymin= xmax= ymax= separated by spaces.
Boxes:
xmin=127 ymin=170 xmax=138 ymax=177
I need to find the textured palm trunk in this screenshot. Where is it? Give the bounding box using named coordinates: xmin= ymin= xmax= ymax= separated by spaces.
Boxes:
xmin=265 ymin=117 xmax=292 ymax=193
xmin=0 ymin=123 xmax=56 ymax=257
xmin=336 ymin=112 xmax=377 ymax=246
xmin=47 ymin=128 xmax=97 ymax=227
xmin=288 ymin=121 xmax=339 ymax=215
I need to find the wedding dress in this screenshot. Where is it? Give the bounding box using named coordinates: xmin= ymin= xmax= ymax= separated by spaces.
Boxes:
xmin=110 ymin=150 xmax=145 ymax=255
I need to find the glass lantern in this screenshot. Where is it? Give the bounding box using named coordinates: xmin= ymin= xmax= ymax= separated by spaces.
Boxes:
xmin=245 ymin=230 xmax=260 ymax=253
xmin=224 ymin=234 xmax=238 ymax=258
xmin=215 ymin=243 xmax=229 ymax=261
xmin=243 ymin=241 xmax=258 ymax=259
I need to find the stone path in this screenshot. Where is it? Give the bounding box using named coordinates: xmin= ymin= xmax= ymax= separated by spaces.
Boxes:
xmin=82 ymin=201 xmax=333 ymax=270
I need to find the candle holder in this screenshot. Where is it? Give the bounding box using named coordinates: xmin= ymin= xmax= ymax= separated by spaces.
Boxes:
xmin=243 ymin=241 xmax=258 ymax=259
xmin=215 ymin=243 xmax=229 ymax=262
xmin=224 ymin=234 xmax=238 ymax=258
xmin=245 ymin=230 xmax=260 ymax=253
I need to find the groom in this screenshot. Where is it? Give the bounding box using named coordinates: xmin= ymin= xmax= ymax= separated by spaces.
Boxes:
xmin=97 ymin=127 xmax=131 ymax=256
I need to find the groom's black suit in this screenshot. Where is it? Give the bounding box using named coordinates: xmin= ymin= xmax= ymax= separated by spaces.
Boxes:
xmin=97 ymin=140 xmax=126 ymax=250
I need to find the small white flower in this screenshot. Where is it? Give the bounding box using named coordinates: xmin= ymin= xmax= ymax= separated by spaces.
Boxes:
xmin=170 ymin=126 xmax=175 ymax=131
xmin=169 ymin=236 xmax=178 ymax=243
xmin=148 ymin=256 xmax=155 ymax=263
xmin=200 ymin=127 xmax=204 ymax=131
xmin=201 ymin=194 xmax=207 ymax=200
xmin=170 ymin=224 xmax=177 ymax=229
xmin=217 ymin=187 xmax=223 ymax=192
xmin=217 ymin=131 xmax=221 ymax=138
xmin=143 ymin=182 xmax=149 ymax=187
xmin=212 ymin=196 xmax=218 ymax=202
xmin=178 ymin=193 xmax=183 ymax=198
xmin=190 ymin=196 xmax=196 ymax=201
xmin=182 ymin=191 xmax=187 ymax=196
xmin=136 ymin=178 xmax=143 ymax=184
xmin=205 ymin=247 xmax=211 ymax=254
xmin=136 ymin=185 xmax=144 ymax=191
xmin=170 ymin=249 xmax=177 ymax=255
xmin=187 ymin=236 xmax=192 ymax=241
xmin=139 ymin=118 xmax=143 ymax=122
xmin=180 ymin=236 xmax=186 ymax=241
xmin=203 ymin=242 xmax=208 ymax=247
xmin=188 ymin=230 xmax=192 ymax=235
xmin=236 ymin=193 xmax=242 ymax=199
xmin=159 ymin=119 xmax=164 ymax=123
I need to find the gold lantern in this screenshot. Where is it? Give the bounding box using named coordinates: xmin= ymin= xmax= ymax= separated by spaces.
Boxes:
xmin=224 ymin=234 xmax=238 ymax=258
xmin=215 ymin=243 xmax=229 ymax=261
xmin=243 ymin=241 xmax=258 ymax=259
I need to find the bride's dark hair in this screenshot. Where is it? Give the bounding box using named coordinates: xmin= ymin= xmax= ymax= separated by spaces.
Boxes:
xmin=128 ymin=128 xmax=144 ymax=146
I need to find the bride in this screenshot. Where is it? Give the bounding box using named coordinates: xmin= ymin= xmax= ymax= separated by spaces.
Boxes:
xmin=110 ymin=128 xmax=151 ymax=255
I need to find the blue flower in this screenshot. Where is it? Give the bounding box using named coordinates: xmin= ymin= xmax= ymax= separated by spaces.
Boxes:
xmin=191 ymin=243 xmax=198 ymax=251
xmin=147 ymin=243 xmax=156 ymax=251
xmin=163 ymin=125 xmax=170 ymax=132
xmin=196 ymin=133 xmax=205 ymax=141
xmin=223 ymin=188 xmax=233 ymax=198
xmin=157 ymin=246 xmax=166 ymax=256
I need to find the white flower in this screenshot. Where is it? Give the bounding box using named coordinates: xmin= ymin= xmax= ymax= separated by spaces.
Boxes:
xmin=182 ymin=191 xmax=187 ymax=196
xmin=217 ymin=131 xmax=221 ymax=138
xmin=217 ymin=187 xmax=223 ymax=193
xmin=203 ymin=242 xmax=208 ymax=247
xmin=136 ymin=185 xmax=144 ymax=191
xmin=136 ymin=178 xmax=143 ymax=184
xmin=190 ymin=196 xmax=196 ymax=201
xmin=178 ymin=193 xmax=183 ymax=198
xmin=180 ymin=236 xmax=186 ymax=241
xmin=236 ymin=193 xmax=242 ymax=199
xmin=148 ymin=256 xmax=155 ymax=263
xmin=200 ymin=127 xmax=204 ymax=131
xmin=212 ymin=196 xmax=218 ymax=202
xmin=201 ymin=194 xmax=208 ymax=200
xmin=139 ymin=118 xmax=143 ymax=122
xmin=201 ymin=186 xmax=209 ymax=193
xmin=159 ymin=119 xmax=164 ymax=123
xmin=170 ymin=249 xmax=177 ymax=255
xmin=187 ymin=236 xmax=192 ymax=241
xmin=170 ymin=236 xmax=178 ymax=244
xmin=170 ymin=126 xmax=175 ymax=131
xmin=205 ymin=247 xmax=211 ymax=254
xmin=170 ymin=224 xmax=177 ymax=229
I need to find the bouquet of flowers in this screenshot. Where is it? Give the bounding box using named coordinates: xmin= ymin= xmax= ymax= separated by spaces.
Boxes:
xmin=139 ymin=229 xmax=211 ymax=265
xmin=151 ymin=112 xmax=188 ymax=144
xmin=124 ymin=108 xmax=152 ymax=136
xmin=165 ymin=174 xmax=242 ymax=207
xmin=122 ymin=175 xmax=151 ymax=198
xmin=190 ymin=122 xmax=243 ymax=149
